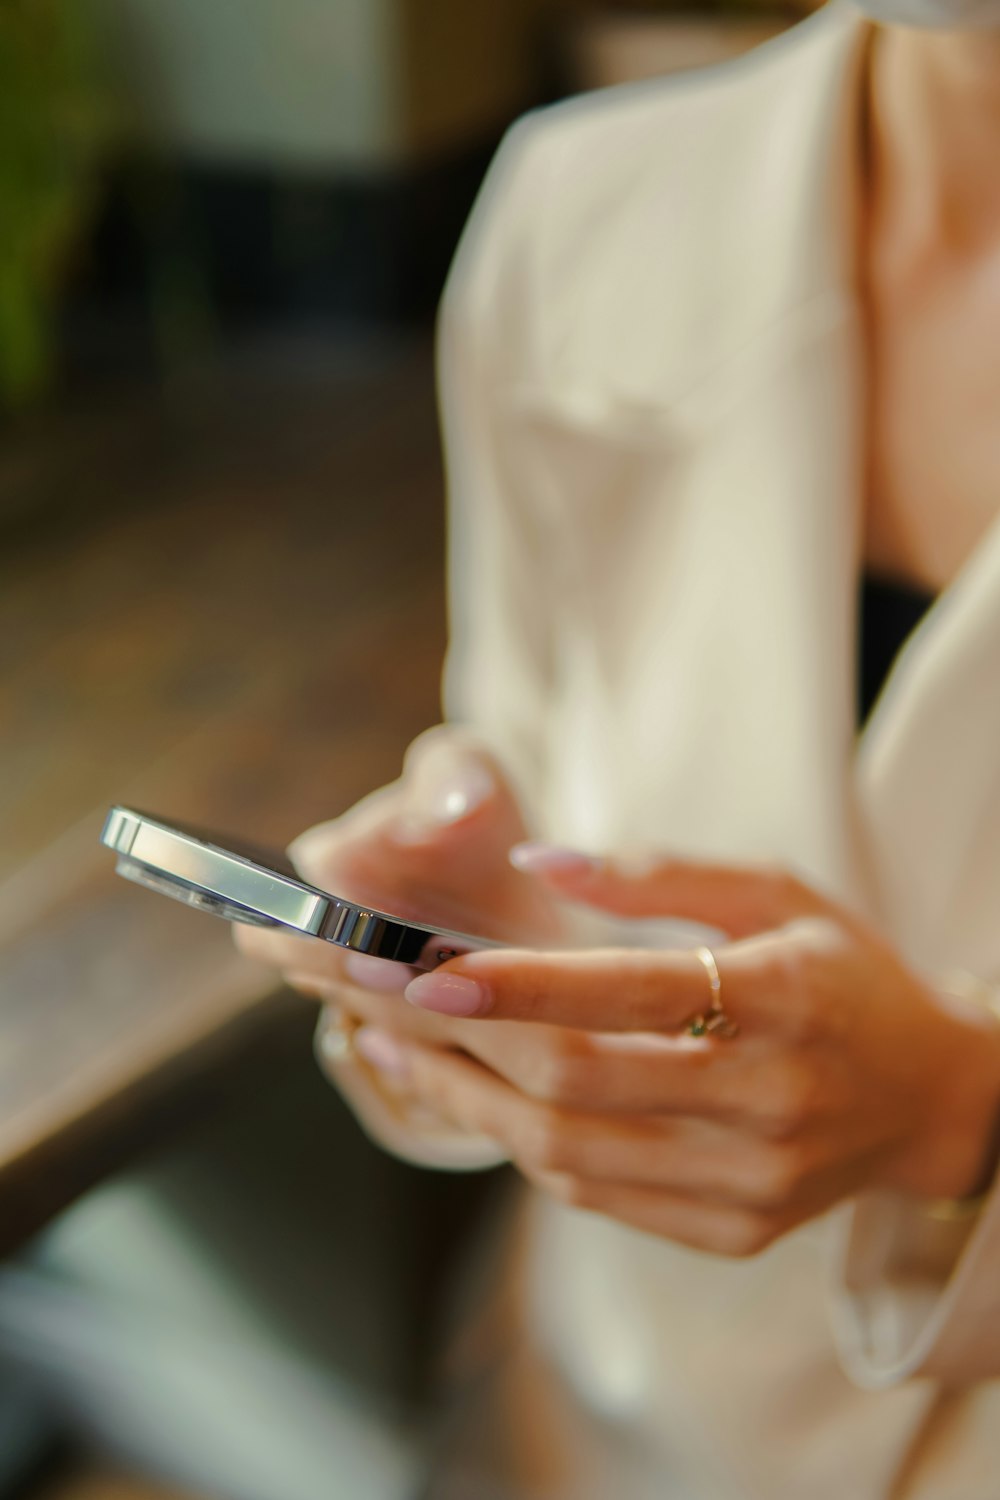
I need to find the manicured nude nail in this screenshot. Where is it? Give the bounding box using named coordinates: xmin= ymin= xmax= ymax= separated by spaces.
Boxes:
xmin=424 ymin=763 xmax=495 ymax=824
xmin=405 ymin=972 xmax=491 ymax=1017
xmin=509 ymin=843 xmax=599 ymax=876
xmin=394 ymin=761 xmax=496 ymax=844
xmin=354 ymin=1027 xmax=411 ymax=1080
xmin=344 ymin=953 xmax=412 ymax=991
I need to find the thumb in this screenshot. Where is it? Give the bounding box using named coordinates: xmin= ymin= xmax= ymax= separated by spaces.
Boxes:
xmin=288 ymin=726 xmax=544 ymax=941
xmin=391 ymin=724 xmax=529 ymax=854
xmin=387 ymin=728 xmax=566 ymax=942
xmin=288 ymin=725 xmax=527 ymax=906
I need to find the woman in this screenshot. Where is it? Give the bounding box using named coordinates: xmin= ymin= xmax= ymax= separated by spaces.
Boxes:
xmin=241 ymin=1 xmax=1000 ymax=1494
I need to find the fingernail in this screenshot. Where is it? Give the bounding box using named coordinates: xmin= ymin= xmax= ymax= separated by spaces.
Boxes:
xmin=405 ymin=972 xmax=490 ymax=1017
xmin=286 ymin=821 xmax=335 ymax=872
xmin=354 ymin=1027 xmax=411 ymax=1080
xmin=427 ymin=761 xmax=494 ymax=822
xmin=344 ymin=953 xmax=412 ymax=992
xmin=394 ymin=761 xmax=495 ymax=844
xmin=509 ymin=842 xmax=598 ymax=876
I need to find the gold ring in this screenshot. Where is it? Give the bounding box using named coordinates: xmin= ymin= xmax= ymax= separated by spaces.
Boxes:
xmin=685 ymin=946 xmax=740 ymax=1039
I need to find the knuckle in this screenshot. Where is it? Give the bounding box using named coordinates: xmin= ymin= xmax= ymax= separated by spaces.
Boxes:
xmin=765 ymin=863 xmax=803 ymax=903
xmin=288 ymin=817 xmax=351 ymax=882
xmin=298 ymin=974 xmax=348 ymax=1010
xmin=531 ymin=1172 xmax=595 ymax=1211
xmin=773 ymin=931 xmax=814 ymax=998
xmin=771 ymin=933 xmax=832 ymax=1042
xmin=403 ymin=725 xmax=495 ymax=787
xmin=783 ymin=915 xmax=842 ymax=965
xmin=744 ymin=1147 xmax=804 ymax=1209
xmin=519 ymin=1109 xmax=576 ymax=1175
xmin=560 ymin=1175 xmax=599 ymax=1211
xmin=790 ymin=918 xmax=850 ymax=1042
xmin=403 ymin=723 xmax=455 ymax=769
xmin=721 ymin=1211 xmax=779 ymax=1259
xmin=517 ymin=982 xmax=555 ymax=1025
xmin=756 ymin=1060 xmax=820 ymax=1139
xmin=522 ymin=1034 xmax=590 ymax=1103
xmin=434 ymin=1075 xmax=473 ymax=1128
xmin=282 ymin=970 xmax=326 ymax=999
xmin=318 ymin=995 xmax=350 ymax=1028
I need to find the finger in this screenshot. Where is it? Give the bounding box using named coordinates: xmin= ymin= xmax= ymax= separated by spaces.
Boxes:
xmin=456 ymin=1025 xmax=738 ymax=1115
xmin=311 ymin=980 xmax=730 ymax=1087
xmin=523 ymin=1172 xmax=793 ymax=1258
xmin=419 ymin=1062 xmax=773 ymax=1200
xmin=325 ymin=993 xmax=843 ymax=1143
xmin=289 ymin=728 xmax=534 ymax=940
xmin=509 ymin=844 xmax=828 ymax=938
xmin=236 ymin=923 xmax=428 ymax=1001
xmin=356 ymin=1038 xmax=816 ymax=1211
xmin=234 ymin=922 xmax=401 ymax=990
xmin=290 ymin=730 xmax=502 ymax=873
xmin=395 ymin=724 xmax=528 ymax=848
xmin=526 ymin=1125 xmax=879 ymax=1236
xmin=235 ymin=921 xmax=455 ymax=1049
xmin=235 ymin=922 xmax=323 ymax=969
xmin=303 ymin=988 xmax=781 ymax=1127
xmin=449 ymin=1024 xmax=840 ymax=1137
xmin=404 ymin=925 xmax=830 ymax=1038
xmin=315 ymin=1018 xmax=460 ymax=1141
xmin=311 ymin=986 xmax=471 ymax=1048
xmin=370 ymin=1038 xmax=606 ymax=1173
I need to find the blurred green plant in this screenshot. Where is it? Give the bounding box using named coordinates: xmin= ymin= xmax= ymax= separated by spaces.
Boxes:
xmin=0 ymin=0 xmax=113 ymax=407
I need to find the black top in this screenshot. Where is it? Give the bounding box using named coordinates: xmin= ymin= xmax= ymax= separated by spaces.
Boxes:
xmin=857 ymin=572 xmax=936 ymax=730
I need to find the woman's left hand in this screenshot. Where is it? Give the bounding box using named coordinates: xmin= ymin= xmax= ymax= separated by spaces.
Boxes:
xmin=354 ymin=848 xmax=1000 ymax=1257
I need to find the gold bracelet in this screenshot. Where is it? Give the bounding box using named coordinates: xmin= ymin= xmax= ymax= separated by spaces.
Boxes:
xmin=926 ymin=970 xmax=1000 ymax=1223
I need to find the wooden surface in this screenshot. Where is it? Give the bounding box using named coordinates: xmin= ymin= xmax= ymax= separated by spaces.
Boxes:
xmin=0 ymin=335 xmax=447 ymax=1251
xmin=24 ymin=1461 xmax=202 ymax=1500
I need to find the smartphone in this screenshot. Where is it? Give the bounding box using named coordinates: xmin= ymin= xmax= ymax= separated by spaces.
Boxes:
xmin=101 ymin=806 xmax=492 ymax=970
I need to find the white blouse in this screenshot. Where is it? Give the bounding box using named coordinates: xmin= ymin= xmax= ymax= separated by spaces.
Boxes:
xmin=330 ymin=5 xmax=1000 ymax=1495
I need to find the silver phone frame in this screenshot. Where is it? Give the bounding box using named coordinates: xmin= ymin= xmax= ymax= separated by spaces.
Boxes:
xmin=101 ymin=805 xmax=491 ymax=969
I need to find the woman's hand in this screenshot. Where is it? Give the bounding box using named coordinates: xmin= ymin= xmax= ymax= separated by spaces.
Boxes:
xmin=353 ymin=847 xmax=1000 ymax=1257
xmin=234 ymin=723 xmax=569 ymax=1054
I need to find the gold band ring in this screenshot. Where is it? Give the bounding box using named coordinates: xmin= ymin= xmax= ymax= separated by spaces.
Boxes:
xmin=686 ymin=945 xmax=740 ymax=1039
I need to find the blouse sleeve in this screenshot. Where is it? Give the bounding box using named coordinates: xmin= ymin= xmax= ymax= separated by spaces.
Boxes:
xmin=324 ymin=114 xmax=559 ymax=1173
xmin=831 ymin=975 xmax=1000 ymax=1386
xmin=830 ymin=1180 xmax=1000 ymax=1386
xmin=437 ymin=112 xmax=559 ymax=823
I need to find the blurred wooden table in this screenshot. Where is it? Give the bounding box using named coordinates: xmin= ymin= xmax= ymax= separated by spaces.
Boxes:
xmin=0 ymin=336 xmax=447 ymax=1253
xmin=27 ymin=1460 xmax=202 ymax=1500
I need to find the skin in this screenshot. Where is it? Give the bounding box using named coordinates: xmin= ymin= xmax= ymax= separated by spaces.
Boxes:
xmin=238 ymin=729 xmax=1000 ymax=1257
xmin=237 ymin=20 xmax=1000 ymax=1257
xmin=863 ymin=24 xmax=1000 ymax=588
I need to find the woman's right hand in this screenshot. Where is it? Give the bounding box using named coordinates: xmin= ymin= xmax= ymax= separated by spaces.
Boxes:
xmin=234 ymin=724 xmax=568 ymax=1058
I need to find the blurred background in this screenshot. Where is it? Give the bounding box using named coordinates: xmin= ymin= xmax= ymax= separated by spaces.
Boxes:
xmin=0 ymin=2 xmax=811 ymax=1496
